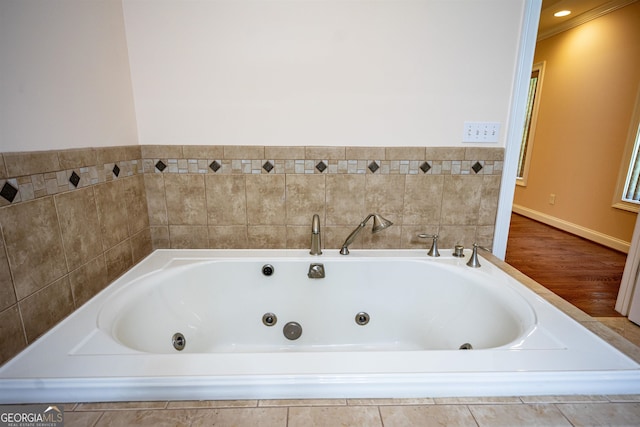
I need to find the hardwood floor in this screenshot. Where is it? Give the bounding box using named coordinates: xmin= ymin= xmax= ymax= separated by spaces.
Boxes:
xmin=505 ymin=213 xmax=627 ymax=317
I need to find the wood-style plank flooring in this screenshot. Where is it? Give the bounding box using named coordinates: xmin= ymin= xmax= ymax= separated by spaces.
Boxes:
xmin=505 ymin=213 xmax=627 ymax=317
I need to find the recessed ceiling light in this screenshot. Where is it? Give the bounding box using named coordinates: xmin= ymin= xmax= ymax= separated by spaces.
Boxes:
xmin=554 ymin=10 xmax=572 ymax=17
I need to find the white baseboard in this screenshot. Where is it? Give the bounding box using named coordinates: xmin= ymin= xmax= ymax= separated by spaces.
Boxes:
xmin=511 ymin=204 xmax=630 ymax=253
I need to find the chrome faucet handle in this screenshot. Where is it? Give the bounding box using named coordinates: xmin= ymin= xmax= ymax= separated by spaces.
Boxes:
xmin=466 ymin=243 xmax=490 ymax=268
xmin=418 ymin=233 xmax=440 ymax=257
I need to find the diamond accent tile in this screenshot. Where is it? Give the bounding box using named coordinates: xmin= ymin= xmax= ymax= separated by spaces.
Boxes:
xmin=155 ymin=160 xmax=167 ymax=172
xmin=69 ymin=171 xmax=80 ymax=187
xmin=420 ymin=162 xmax=431 ymax=173
xmin=0 ymin=182 xmax=18 ymax=203
xmin=209 ymin=161 xmax=221 ymax=172
xmin=263 ymin=161 xmax=274 ymax=173
xmin=112 ymin=164 xmax=120 ymax=177
xmin=316 ymin=161 xmax=327 ymax=173
xmin=368 ymin=161 xmax=380 ymax=173
xmin=472 ymin=161 xmax=483 ymax=173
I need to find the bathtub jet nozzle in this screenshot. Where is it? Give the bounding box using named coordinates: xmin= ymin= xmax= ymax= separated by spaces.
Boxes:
xmin=339 ymin=213 xmax=393 ymax=255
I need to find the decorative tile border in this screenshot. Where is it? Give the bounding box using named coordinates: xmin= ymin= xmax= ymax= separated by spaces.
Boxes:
xmin=0 ymin=146 xmax=503 ymax=207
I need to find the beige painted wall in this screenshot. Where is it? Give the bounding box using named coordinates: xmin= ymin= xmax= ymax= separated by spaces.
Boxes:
xmin=123 ymin=0 xmax=524 ymax=147
xmin=513 ymin=1 xmax=640 ymax=246
xmin=0 ymin=0 xmax=138 ymax=152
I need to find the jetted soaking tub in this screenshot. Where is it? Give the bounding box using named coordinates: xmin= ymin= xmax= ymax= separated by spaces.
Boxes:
xmin=1 ymin=249 xmax=639 ymax=403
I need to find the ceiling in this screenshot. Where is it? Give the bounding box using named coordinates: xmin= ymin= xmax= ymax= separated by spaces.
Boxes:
xmin=538 ymin=0 xmax=637 ymax=39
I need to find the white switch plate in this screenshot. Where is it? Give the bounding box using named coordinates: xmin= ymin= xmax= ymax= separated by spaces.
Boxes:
xmin=463 ymin=122 xmax=501 ymax=143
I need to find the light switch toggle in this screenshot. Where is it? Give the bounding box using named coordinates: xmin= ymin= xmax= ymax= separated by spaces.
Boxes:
xmin=463 ymin=122 xmax=501 ymax=143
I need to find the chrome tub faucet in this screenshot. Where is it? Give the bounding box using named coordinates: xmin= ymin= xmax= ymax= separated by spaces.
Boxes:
xmin=310 ymin=214 xmax=322 ymax=255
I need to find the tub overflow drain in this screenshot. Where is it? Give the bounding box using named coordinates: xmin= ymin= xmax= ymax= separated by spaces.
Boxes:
xmin=459 ymin=343 xmax=473 ymax=350
xmin=283 ymin=321 xmax=302 ymax=340
xmin=172 ymin=333 xmax=186 ymax=351
xmin=355 ymin=312 xmax=370 ymax=325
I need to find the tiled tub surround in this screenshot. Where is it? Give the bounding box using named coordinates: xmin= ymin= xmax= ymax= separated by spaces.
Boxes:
xmin=0 ymin=145 xmax=502 ymax=365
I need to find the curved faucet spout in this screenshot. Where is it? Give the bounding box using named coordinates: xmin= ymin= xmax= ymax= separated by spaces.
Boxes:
xmin=339 ymin=213 xmax=393 ymax=255
xmin=310 ymin=214 xmax=322 ymax=255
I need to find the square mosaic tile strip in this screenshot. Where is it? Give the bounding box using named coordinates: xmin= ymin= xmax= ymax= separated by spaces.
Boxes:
xmin=0 ymin=146 xmax=503 ymax=206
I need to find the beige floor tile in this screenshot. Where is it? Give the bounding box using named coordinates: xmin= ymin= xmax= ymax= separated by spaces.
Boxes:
xmin=288 ymin=406 xmax=382 ymax=427
xmin=557 ymin=402 xmax=640 ymax=426
xmin=468 ymin=403 xmax=572 ymax=426
xmin=259 ymin=399 xmax=346 ymax=407
xmin=380 ymin=404 xmax=477 ymax=427
xmin=167 ymin=400 xmax=258 ymax=409
xmin=347 ymin=397 xmax=435 ymax=406
xmin=75 ymin=401 xmax=167 ymax=411
xmin=435 ymin=396 xmax=522 ymax=405
xmin=64 ymin=411 xmax=103 ymax=427
xmin=94 ymin=409 xmax=192 ymax=427
xmin=520 ymin=395 xmax=609 ymax=404
xmin=190 ymin=408 xmax=288 ymax=427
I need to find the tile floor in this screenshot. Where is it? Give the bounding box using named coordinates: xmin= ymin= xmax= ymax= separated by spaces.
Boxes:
xmin=61 ymin=396 xmax=640 ymax=427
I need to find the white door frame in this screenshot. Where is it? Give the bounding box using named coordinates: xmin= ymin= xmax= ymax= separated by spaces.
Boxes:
xmin=492 ymin=0 xmax=542 ymax=260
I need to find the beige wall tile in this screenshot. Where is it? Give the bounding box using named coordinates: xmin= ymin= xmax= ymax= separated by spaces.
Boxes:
xmin=20 ymin=276 xmax=74 ymax=342
xmin=365 ymin=174 xmax=404 ymax=223
xmin=0 ymin=305 xmax=27 ymax=364
xmin=144 ymin=174 xmax=168 ymax=225
xmin=4 ymin=151 xmax=61 ymax=177
xmin=104 ymin=240 xmax=133 ymax=282
xmin=169 ymin=225 xmax=209 ymax=249
xmin=248 ymin=226 xmax=286 ymax=248
xmin=286 ymin=174 xmax=325 ymax=225
xmin=58 ymin=148 xmax=97 ymax=169
xmin=131 ymin=229 xmax=153 ymax=263
xmin=150 ymin=226 xmax=170 ymax=249
xmin=385 ymin=147 xmax=425 ymax=160
xmin=265 ymin=146 xmax=305 ymax=159
xmin=165 ymin=174 xmax=207 ymax=225
xmin=125 ymin=175 xmax=150 ymax=234
xmin=0 ymin=232 xmax=16 ymax=311
xmin=425 ymin=147 xmax=465 ymax=160
xmin=0 ymin=154 xmax=7 ymax=179
xmin=55 ymin=187 xmax=103 ymax=271
xmin=69 ymin=255 xmax=109 ymax=307
xmin=479 ymin=175 xmax=501 ymax=225
xmin=437 ymin=225 xmax=477 ymax=249
xmin=208 ymin=226 xmax=248 ymax=248
xmin=96 ymin=146 xmax=126 ymax=165
xmin=440 ymin=175 xmax=483 ymax=225
xmin=246 ymin=175 xmax=285 ymax=225
xmin=0 ymin=197 xmax=67 ymax=299
xmin=465 ymin=146 xmax=504 ymax=161
xmin=305 ymin=147 xmax=345 ymax=160
xmin=141 ymin=145 xmax=183 ymax=159
xmin=325 ymin=226 xmax=365 ymax=250
xmin=205 ymin=175 xmax=247 ymax=225
xmin=182 ymin=145 xmax=224 ymax=159
xmin=346 ymin=147 xmax=386 ymax=160
xmin=403 ymin=175 xmax=444 ymax=225
xmin=326 ymin=174 xmax=365 ymax=226
xmin=286 ymin=226 xmax=311 ymax=250
xmin=94 ymin=180 xmax=129 ymax=251
xmin=223 ymin=146 xmax=264 ymax=159
xmin=369 ymin=224 xmax=401 ymax=249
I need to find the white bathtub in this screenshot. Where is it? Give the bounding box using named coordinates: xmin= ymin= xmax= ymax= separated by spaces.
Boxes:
xmin=1 ymin=249 xmax=639 ymax=403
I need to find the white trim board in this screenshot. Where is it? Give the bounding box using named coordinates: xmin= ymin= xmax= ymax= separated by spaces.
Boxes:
xmin=512 ymin=205 xmax=630 ymax=253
